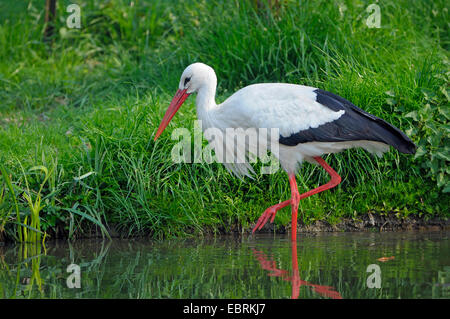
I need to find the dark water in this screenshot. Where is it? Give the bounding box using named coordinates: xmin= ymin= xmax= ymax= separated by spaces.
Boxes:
xmin=0 ymin=231 xmax=449 ymax=299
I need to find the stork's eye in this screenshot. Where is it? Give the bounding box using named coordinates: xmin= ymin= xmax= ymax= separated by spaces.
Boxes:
xmin=184 ymin=77 xmax=191 ymax=86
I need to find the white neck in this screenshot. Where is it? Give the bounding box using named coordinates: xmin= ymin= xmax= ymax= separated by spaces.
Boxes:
xmin=195 ymin=82 xmax=217 ymax=126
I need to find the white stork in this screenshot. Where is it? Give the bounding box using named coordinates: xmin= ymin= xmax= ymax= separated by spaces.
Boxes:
xmin=154 ymin=63 xmax=416 ymax=241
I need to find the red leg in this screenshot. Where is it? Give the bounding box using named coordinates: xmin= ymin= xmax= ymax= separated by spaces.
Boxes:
xmin=252 ymin=200 xmax=290 ymax=233
xmin=297 ymin=157 xmax=342 ymax=201
xmin=252 ymin=240 xmax=342 ymax=299
xmin=289 ymin=174 xmax=300 ymax=242
xmin=290 ymin=157 xmax=341 ymax=241
xmin=253 ymin=156 xmax=342 ymax=240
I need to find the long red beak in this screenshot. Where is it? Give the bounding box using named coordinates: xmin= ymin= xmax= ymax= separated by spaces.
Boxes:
xmin=154 ymin=89 xmax=190 ymax=141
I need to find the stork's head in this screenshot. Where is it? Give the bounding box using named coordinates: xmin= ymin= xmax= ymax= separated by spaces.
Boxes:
xmin=154 ymin=63 xmax=216 ymax=141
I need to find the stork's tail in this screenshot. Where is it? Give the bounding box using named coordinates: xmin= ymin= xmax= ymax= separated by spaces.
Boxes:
xmin=314 ymin=89 xmax=417 ymax=155
xmin=367 ymin=118 xmax=417 ymax=154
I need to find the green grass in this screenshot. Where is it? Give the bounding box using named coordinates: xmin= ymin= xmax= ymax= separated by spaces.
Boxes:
xmin=0 ymin=0 xmax=448 ymax=241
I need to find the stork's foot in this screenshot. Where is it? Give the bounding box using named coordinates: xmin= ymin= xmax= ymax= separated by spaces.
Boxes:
xmin=252 ymin=200 xmax=290 ymax=233
xmin=252 ymin=157 xmax=342 ymax=239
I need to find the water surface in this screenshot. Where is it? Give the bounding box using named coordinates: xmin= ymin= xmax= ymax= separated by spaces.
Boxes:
xmin=0 ymin=231 xmax=448 ymax=298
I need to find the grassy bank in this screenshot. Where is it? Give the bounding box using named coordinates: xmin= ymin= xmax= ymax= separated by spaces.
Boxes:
xmin=0 ymin=0 xmax=448 ymax=241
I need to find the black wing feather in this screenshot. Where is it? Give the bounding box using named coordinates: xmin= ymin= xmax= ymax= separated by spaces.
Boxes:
xmin=279 ymin=89 xmax=416 ymax=154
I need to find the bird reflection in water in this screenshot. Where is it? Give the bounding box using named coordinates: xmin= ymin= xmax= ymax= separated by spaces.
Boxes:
xmin=252 ymin=240 xmax=342 ymax=299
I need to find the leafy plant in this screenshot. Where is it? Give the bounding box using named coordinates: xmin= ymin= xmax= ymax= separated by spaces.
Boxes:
xmin=18 ymin=165 xmax=51 ymax=243
xmin=405 ymin=66 xmax=450 ymax=192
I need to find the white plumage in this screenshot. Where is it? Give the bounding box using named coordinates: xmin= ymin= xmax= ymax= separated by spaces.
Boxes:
xmin=221 ymin=83 xmax=346 ymax=136
xmin=154 ymin=62 xmax=415 ymax=240
xmin=169 ymin=63 xmax=388 ymax=176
